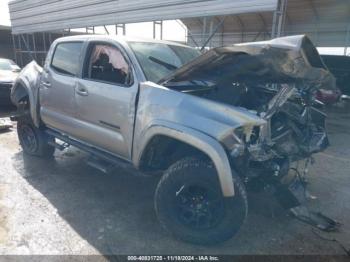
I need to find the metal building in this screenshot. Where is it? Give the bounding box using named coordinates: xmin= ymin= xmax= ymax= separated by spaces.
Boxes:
xmin=0 ymin=26 xmax=14 ymax=60
xmin=8 ymin=0 xmax=350 ymax=66
xmin=183 ymin=0 xmax=350 ymax=48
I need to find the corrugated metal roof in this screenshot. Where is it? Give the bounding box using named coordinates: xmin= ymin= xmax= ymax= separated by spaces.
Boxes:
xmin=183 ymin=0 xmax=350 ymax=47
xmin=9 ymin=0 xmax=277 ymax=34
xmin=8 ymin=0 xmax=350 ymax=47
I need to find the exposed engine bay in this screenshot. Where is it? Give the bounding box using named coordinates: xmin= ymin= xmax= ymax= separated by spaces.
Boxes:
xmin=166 ymin=79 xmax=329 ymax=184
xmin=161 ymin=35 xmax=334 ymax=181
xmin=162 ymin=35 xmax=339 ymax=230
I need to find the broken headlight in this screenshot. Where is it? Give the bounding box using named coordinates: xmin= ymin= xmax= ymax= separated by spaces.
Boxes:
xmin=233 ymin=126 xmax=245 ymax=144
xmin=230 ymin=125 xmax=262 ymax=158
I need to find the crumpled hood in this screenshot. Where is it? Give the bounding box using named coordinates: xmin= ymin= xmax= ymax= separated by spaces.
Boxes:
xmin=0 ymin=70 xmax=18 ymax=83
xmin=161 ymin=35 xmax=336 ymax=91
xmin=137 ymin=82 xmax=266 ymax=145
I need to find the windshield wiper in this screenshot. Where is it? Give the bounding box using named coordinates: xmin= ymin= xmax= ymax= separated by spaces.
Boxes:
xmin=148 ymin=56 xmax=178 ymax=70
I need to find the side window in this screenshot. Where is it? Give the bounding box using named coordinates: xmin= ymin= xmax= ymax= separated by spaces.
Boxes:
xmin=84 ymin=44 xmax=131 ymax=85
xmin=51 ymin=42 xmax=83 ymax=76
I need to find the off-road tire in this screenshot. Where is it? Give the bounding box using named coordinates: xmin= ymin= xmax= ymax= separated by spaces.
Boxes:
xmin=17 ymin=117 xmax=55 ymax=157
xmin=155 ymin=157 xmax=248 ymax=245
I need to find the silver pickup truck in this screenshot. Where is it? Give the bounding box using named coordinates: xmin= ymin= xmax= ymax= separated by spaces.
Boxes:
xmin=10 ymin=34 xmax=335 ymax=245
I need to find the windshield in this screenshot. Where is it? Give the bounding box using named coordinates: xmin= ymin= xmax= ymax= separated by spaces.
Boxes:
xmin=129 ymin=41 xmax=201 ymax=83
xmin=0 ymin=59 xmax=20 ymax=71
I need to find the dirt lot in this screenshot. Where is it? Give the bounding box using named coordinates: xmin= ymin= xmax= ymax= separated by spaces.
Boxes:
xmin=0 ymin=103 xmax=349 ymax=255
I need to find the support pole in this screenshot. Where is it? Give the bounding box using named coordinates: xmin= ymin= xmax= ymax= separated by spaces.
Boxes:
xmin=208 ymin=19 xmax=214 ymax=48
xmin=115 ymin=24 xmax=126 ymax=35
xmin=12 ymin=34 xmax=17 ymax=64
xmin=26 ymin=34 xmax=31 ymax=63
xmin=236 ymin=15 xmax=245 ymax=42
xmin=345 ymin=25 xmax=350 ymax=56
xmin=200 ymin=17 xmax=226 ymax=51
xmin=220 ymin=18 xmax=225 ymax=46
xmin=271 ymin=0 xmax=288 ymax=38
xmin=43 ymin=32 xmax=46 ymax=52
xmin=21 ymin=34 xmax=34 ymax=61
xmin=17 ymin=35 xmax=23 ymax=66
xmin=176 ymin=20 xmax=200 ymax=47
xmin=258 ymin=13 xmax=269 ymax=40
xmin=201 ymin=17 xmax=207 ymax=46
xmin=26 ymin=34 xmax=30 ymax=52
xmin=187 ymin=30 xmax=200 ymax=47
xmin=32 ymin=33 xmax=37 ymax=61
xmin=104 ymin=25 xmax=110 ymax=35
xmin=123 ymin=24 xmax=126 ymax=35
xmin=153 ymin=21 xmax=163 ymax=40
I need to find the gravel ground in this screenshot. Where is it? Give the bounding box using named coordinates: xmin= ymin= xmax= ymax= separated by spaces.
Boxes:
xmin=0 ymin=103 xmax=349 ymax=255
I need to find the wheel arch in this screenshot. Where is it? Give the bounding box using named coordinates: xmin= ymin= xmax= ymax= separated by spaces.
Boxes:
xmin=134 ymin=122 xmax=235 ymax=197
xmin=138 ymin=134 xmax=210 ymax=172
xmin=11 ymin=79 xmax=41 ymax=127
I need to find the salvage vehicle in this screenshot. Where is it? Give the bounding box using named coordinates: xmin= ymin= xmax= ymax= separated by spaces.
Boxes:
xmin=10 ymin=35 xmax=336 ymax=245
xmin=0 ymin=58 xmax=21 ymax=106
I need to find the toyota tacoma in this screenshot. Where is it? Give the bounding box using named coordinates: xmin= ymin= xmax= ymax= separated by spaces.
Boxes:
xmin=10 ymin=35 xmax=335 ymax=245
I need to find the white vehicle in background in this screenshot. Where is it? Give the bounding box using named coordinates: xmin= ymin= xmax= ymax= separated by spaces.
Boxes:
xmin=0 ymin=58 xmax=21 ymax=106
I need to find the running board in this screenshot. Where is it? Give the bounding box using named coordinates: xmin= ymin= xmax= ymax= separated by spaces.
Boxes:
xmin=86 ymin=157 xmax=115 ymax=174
xmin=45 ymin=129 xmax=138 ymax=173
xmin=48 ymin=140 xmax=69 ymax=151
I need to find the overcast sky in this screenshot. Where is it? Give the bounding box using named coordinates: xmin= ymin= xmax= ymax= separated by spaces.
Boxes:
xmin=0 ymin=0 xmax=11 ymax=26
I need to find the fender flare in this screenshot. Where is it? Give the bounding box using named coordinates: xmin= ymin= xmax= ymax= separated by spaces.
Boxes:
xmin=134 ymin=120 xmax=235 ymax=197
xmin=11 ymin=66 xmax=41 ymax=127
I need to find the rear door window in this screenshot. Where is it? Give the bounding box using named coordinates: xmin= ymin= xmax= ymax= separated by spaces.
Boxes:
xmin=51 ymin=42 xmax=83 ymax=76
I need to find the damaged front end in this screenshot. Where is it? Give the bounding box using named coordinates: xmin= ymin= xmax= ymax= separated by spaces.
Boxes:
xmin=161 ymin=35 xmax=338 ymax=230
xmin=244 ymin=83 xmax=329 ymax=174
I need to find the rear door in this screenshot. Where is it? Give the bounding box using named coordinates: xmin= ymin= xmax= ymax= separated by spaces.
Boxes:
xmin=40 ymin=41 xmax=84 ymax=137
xmin=74 ymin=41 xmax=138 ymax=160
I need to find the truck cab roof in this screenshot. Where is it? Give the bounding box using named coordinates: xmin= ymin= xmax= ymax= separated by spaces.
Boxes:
xmin=53 ymin=34 xmax=193 ymax=49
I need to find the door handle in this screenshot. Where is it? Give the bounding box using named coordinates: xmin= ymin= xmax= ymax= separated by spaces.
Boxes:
xmin=41 ymin=81 xmax=51 ymax=88
xmin=76 ymin=87 xmax=89 ymax=96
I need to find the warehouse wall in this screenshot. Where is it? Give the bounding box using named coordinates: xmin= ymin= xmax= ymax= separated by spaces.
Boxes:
xmin=0 ymin=26 xmax=14 ymax=60
xmin=183 ymin=0 xmax=350 ymax=48
xmin=182 ymin=12 xmax=273 ymax=48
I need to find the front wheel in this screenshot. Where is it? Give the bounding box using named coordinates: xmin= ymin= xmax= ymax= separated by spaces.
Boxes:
xmin=17 ymin=117 xmax=55 ymax=158
xmin=154 ymin=157 xmax=248 ymax=245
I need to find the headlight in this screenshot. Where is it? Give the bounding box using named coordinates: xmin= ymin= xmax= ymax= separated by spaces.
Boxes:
xmin=234 ymin=125 xmax=262 ymax=144
xmin=233 ymin=126 xmax=245 ymax=144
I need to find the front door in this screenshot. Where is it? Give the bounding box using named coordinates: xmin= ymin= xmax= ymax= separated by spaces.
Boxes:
xmin=74 ymin=41 xmax=138 ymax=160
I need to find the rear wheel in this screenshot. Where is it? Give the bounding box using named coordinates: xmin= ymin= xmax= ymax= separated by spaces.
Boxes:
xmin=155 ymin=157 xmax=248 ymax=245
xmin=17 ymin=117 xmax=55 ymax=157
